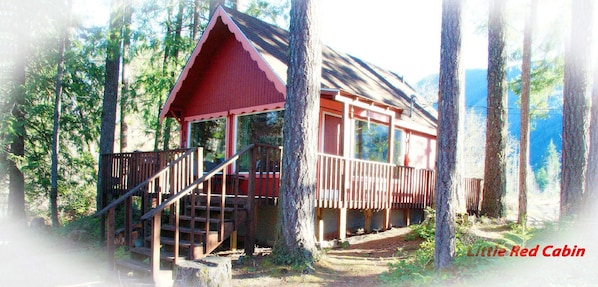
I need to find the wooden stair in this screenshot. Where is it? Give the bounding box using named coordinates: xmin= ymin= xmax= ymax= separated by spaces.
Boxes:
xmin=115 ymin=194 xmax=247 ymax=276
xmin=98 ymin=144 xmax=281 ymax=284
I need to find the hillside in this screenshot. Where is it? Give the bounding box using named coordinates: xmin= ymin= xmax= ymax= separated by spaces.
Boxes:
xmin=416 ymin=69 xmax=562 ymax=170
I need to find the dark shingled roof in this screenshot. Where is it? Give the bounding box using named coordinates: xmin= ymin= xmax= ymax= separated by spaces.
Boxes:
xmin=224 ymin=8 xmax=437 ymax=130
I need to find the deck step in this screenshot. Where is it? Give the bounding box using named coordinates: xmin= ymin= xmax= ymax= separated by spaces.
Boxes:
xmin=130 ymin=247 xmax=186 ymax=262
xmin=162 ymin=224 xmax=209 ymax=235
xmin=191 ymin=206 xmax=235 ymax=212
xmin=177 ymin=215 xmax=234 ymax=223
xmin=116 ymin=258 xmax=151 ymax=274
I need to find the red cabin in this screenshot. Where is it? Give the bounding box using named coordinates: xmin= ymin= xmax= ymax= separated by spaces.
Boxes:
xmin=97 ymin=7 xmax=482 ymax=279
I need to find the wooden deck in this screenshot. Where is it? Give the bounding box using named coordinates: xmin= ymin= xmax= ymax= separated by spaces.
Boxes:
xmin=97 ymin=145 xmax=483 ymax=282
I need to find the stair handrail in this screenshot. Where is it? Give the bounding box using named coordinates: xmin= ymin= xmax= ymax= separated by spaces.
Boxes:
xmin=95 ymin=147 xmax=200 ymax=217
xmin=140 ymin=144 xmax=255 ymax=221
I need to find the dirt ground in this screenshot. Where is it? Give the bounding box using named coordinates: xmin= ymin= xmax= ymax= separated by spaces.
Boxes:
xmin=0 ymin=218 xmax=422 ymax=287
xmin=227 ymin=227 xmax=423 ymax=287
xmin=3 ymin=208 xmax=594 ymax=287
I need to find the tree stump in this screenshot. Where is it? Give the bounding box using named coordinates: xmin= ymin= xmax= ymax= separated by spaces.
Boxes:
xmin=173 ymin=257 xmax=231 ymax=287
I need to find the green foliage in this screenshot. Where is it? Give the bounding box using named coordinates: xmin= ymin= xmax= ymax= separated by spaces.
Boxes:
xmin=245 ymin=0 xmax=290 ymax=28
xmin=57 ymin=214 xmax=102 ymax=243
xmin=408 ymin=207 xmax=436 ymax=240
xmin=18 ymin=24 xmax=103 ymax=221
xmin=383 ymin=210 xmax=511 ymax=286
xmin=535 ymin=140 xmax=560 ymax=192
xmin=502 ymin=223 xmax=536 ymax=248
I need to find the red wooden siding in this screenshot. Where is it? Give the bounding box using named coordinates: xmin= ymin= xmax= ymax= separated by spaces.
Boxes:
xmin=183 ymin=34 xmax=284 ymax=120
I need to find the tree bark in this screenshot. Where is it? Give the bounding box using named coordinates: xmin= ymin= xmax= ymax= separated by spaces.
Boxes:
xmin=482 ymin=0 xmax=508 ymax=218
xmin=585 ymin=57 xmax=597 ymax=213
xmin=273 ymin=0 xmax=321 ymax=266
xmin=517 ymin=0 xmax=536 ymax=226
xmin=119 ymin=0 xmax=132 ymax=153
xmin=435 ymin=0 xmax=462 ymax=270
xmin=97 ymin=0 xmax=124 ymax=209
xmin=7 ymin=1 xmax=28 ymax=219
xmin=561 ymin=0 xmax=593 ymax=217
xmin=50 ymin=0 xmax=73 ymax=227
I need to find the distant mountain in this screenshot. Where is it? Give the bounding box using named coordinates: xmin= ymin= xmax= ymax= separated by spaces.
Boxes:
xmin=416 ymin=69 xmax=562 ymax=170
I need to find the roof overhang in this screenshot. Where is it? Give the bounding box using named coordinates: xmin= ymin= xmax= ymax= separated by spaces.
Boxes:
xmin=160 ymin=6 xmax=287 ymax=122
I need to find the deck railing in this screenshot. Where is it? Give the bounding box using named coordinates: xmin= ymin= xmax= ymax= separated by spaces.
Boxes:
xmin=99 ymin=149 xmax=189 ymax=197
xmin=96 ymin=148 xmax=203 ymax=266
xmin=316 ymin=153 xmax=481 ymax=212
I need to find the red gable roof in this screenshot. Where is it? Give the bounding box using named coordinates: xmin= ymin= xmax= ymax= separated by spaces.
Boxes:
xmin=162 ymin=6 xmax=437 ymax=131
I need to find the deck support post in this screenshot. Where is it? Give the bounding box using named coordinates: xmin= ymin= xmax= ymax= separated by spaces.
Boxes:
xmin=316 ymin=208 xmax=323 ymax=244
xmin=383 ymin=208 xmax=391 ymax=230
xmin=339 ymin=207 xmax=347 ymax=240
xmin=230 ymin=230 xmax=238 ymax=251
xmin=364 ymin=209 xmax=373 ymax=233
xmin=404 ymin=208 xmax=411 ymax=226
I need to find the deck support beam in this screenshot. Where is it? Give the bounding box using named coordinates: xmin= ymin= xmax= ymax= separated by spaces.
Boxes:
xmin=404 ymin=209 xmax=411 ymax=226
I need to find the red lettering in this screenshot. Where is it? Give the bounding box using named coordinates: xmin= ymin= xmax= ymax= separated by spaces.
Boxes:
xmin=575 ymin=247 xmax=586 ymax=256
xmin=562 ymin=245 xmax=571 ymax=256
xmin=542 ymin=245 xmax=553 ymax=256
xmin=467 ymin=246 xmax=475 ymax=256
xmin=510 ymin=245 xmax=520 ymax=256
xmin=497 ymin=248 xmax=506 ymax=256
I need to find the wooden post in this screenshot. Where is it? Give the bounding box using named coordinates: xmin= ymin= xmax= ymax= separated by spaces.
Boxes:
xmin=316 ymin=208 xmax=323 ymax=244
xmin=384 ymin=208 xmax=392 ymax=230
xmin=230 ymin=230 xmax=238 ymax=251
xmin=125 ymin=196 xmax=132 ymax=249
xmin=404 ymin=208 xmax=411 ymax=226
xmin=151 ymin=214 xmax=161 ymax=283
xmin=173 ymin=200 xmax=180 ymax=264
xmin=339 ymin=207 xmax=347 ymax=240
xmin=106 ymin=207 xmax=115 ymax=269
xmin=245 ymin=146 xmax=256 ymax=256
xmin=364 ymin=209 xmax=373 ymax=233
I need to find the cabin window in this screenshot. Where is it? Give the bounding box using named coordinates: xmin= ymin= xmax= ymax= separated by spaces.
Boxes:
xmin=354 ymin=120 xmax=389 ymax=162
xmin=189 ymin=118 xmax=226 ymax=171
xmin=394 ymin=129 xmax=406 ymax=165
xmin=236 ymin=110 xmax=284 ymax=171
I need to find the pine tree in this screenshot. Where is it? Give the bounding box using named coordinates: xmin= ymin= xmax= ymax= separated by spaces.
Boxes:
xmin=435 ymin=0 xmax=462 ymax=269
xmin=273 ymin=0 xmax=321 ymax=266
xmin=482 ymin=0 xmax=508 ymax=218
xmin=561 ymin=0 xmax=593 ymax=217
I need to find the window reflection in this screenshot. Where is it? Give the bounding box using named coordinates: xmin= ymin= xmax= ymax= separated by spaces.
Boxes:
xmin=190 ymin=118 xmax=226 ymax=171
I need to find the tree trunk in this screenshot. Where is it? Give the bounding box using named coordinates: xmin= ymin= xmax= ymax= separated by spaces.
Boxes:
xmin=273 ymin=0 xmax=321 ymax=266
xmin=561 ymin=0 xmax=593 ymax=217
xmin=50 ymin=0 xmax=73 ymax=227
xmin=97 ymin=0 xmax=124 ymax=209
xmin=517 ymin=0 xmax=536 ymax=226
xmin=119 ymin=0 xmax=132 ymax=153
xmin=585 ymin=57 xmax=597 ymax=213
xmin=7 ymin=2 xmax=28 ymax=219
xmin=192 ymin=0 xmax=201 ymax=40
xmin=435 ymin=0 xmax=462 ymax=270
xmin=482 ymin=0 xmax=508 ymax=218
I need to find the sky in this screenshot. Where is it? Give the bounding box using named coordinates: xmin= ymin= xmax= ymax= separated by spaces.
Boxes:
xmin=76 ymin=0 xmax=490 ymax=86
xmin=319 ymin=0 xmax=487 ymax=84
xmin=75 ymin=0 xmax=594 ymax=87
